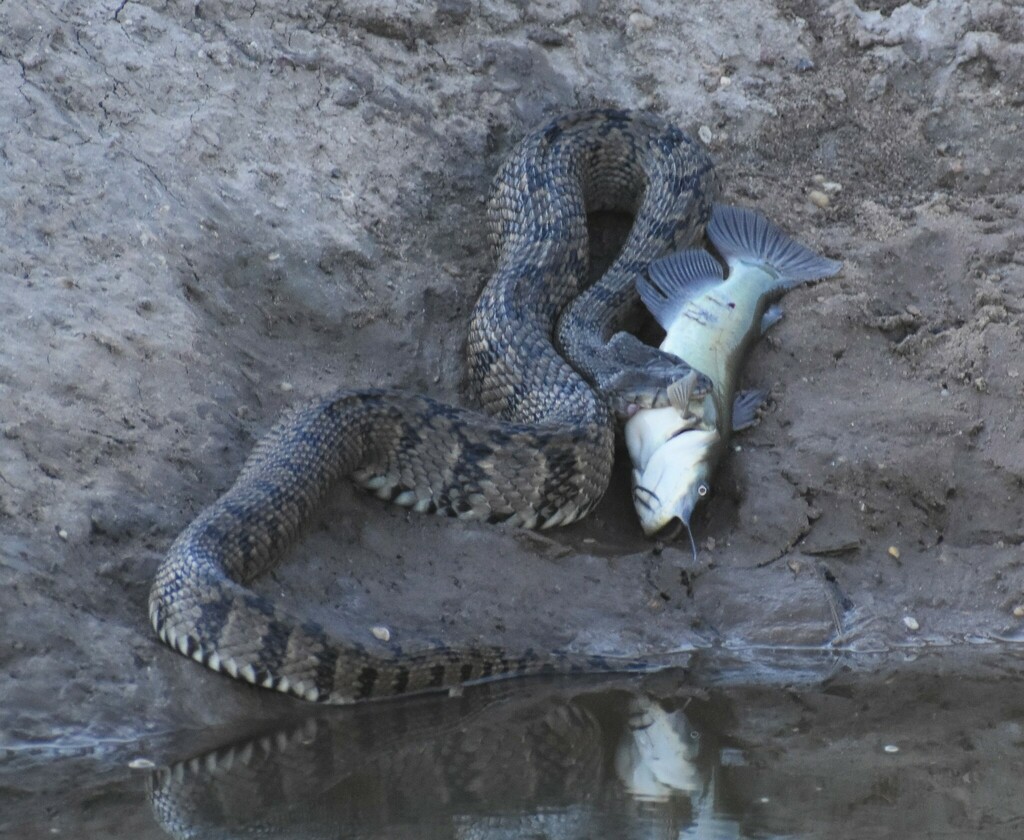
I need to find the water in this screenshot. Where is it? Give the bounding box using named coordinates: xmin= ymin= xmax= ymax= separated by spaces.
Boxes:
xmin=5 ymin=651 xmax=1024 ymax=839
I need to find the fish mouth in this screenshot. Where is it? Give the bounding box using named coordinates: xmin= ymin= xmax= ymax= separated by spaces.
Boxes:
xmin=631 ymin=479 xmax=696 ymax=540
xmin=631 ymin=488 xmax=698 ymax=560
xmin=651 ymin=517 xmax=685 ymax=543
xmin=651 ymin=516 xmax=701 ymax=564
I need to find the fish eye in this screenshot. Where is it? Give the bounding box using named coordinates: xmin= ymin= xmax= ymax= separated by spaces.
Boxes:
xmin=697 ymin=483 xmax=709 ymax=497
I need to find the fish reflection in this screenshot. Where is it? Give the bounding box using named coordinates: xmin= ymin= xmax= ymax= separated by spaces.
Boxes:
xmin=148 ymin=680 xmax=761 ymax=839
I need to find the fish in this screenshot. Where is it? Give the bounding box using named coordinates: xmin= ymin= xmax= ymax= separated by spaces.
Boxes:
xmin=614 ymin=693 xmax=701 ymax=800
xmin=625 ymin=204 xmax=842 ymax=547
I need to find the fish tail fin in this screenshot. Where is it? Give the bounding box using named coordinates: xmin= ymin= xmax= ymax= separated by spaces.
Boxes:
xmin=708 ymin=204 xmax=842 ymax=290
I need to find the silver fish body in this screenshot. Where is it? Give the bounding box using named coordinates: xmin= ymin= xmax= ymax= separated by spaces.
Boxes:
xmin=627 ymin=204 xmax=842 ymax=538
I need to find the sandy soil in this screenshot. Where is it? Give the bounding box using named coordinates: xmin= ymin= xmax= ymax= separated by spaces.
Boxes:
xmin=2 ymin=0 xmax=1023 ymax=761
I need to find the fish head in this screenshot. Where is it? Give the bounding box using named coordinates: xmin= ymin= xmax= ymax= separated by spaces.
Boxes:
xmin=631 ymin=428 xmax=719 ymax=543
xmin=624 ymin=406 xmax=699 ymax=474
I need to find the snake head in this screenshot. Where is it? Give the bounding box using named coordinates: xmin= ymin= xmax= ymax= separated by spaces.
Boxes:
xmin=601 ymin=332 xmax=714 ymax=419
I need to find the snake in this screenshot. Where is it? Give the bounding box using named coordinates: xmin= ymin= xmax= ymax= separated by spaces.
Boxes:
xmin=149 ymin=683 xmax=606 ymax=838
xmin=148 ymin=684 xmax=686 ymax=839
xmin=149 ymin=108 xmax=718 ymax=704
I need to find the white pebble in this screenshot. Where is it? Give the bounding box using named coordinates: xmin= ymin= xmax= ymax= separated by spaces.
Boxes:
xmin=57 ymin=528 xmax=69 ymax=541
xmin=280 ymin=381 xmax=293 ymax=392
xmin=129 ymin=758 xmax=156 ymax=770
xmin=808 ymin=190 xmax=830 ymax=209
xmin=627 ymin=12 xmax=654 ymax=32
xmin=902 ymin=616 xmax=919 ymax=631
xmin=884 ymin=744 xmax=900 ymax=754
xmin=371 ymin=625 xmax=391 ymax=642
xmin=698 ymin=125 xmax=713 ymax=145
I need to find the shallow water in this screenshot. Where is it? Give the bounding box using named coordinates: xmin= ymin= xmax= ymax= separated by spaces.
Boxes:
xmin=5 ymin=651 xmax=1024 ymax=839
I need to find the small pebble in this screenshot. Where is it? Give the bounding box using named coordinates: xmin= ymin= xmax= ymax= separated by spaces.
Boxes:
xmin=808 ymin=190 xmax=830 ymax=209
xmin=371 ymin=625 xmax=391 ymax=642
xmin=627 ymin=12 xmax=655 ymax=32
xmin=719 ymin=75 xmax=732 ymax=88
xmin=888 ymin=546 xmax=901 ymax=560
xmin=129 ymin=758 xmax=156 ymax=770
xmin=57 ymin=528 xmax=69 ymax=541
xmin=698 ymin=125 xmax=713 ymax=145
xmin=902 ymin=616 xmax=920 ymax=631
xmin=1012 ymin=604 xmax=1024 ymax=618
xmin=280 ymin=381 xmax=293 ymax=392
xmin=883 ymin=744 xmax=900 ymax=754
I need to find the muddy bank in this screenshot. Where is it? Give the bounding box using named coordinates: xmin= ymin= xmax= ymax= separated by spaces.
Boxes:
xmin=1 ymin=0 xmax=1023 ymax=754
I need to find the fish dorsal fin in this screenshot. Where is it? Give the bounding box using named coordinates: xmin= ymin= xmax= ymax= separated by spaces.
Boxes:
xmin=638 ymin=248 xmax=724 ymax=330
xmin=708 ymin=204 xmax=843 ymax=290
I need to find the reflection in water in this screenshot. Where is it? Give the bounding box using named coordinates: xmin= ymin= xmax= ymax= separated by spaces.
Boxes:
xmin=617 ymin=694 xmax=701 ymax=800
xmin=10 ymin=657 xmax=1020 ymax=838
xmin=148 ymin=679 xmax=770 ymax=839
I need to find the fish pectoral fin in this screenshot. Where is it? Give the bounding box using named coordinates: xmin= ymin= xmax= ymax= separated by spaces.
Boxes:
xmin=760 ymin=305 xmax=784 ymax=335
xmin=732 ymin=388 xmax=770 ymax=431
xmin=638 ymin=248 xmax=724 ymax=330
xmin=708 ymin=204 xmax=843 ymax=288
xmin=667 ymin=371 xmax=699 ymax=417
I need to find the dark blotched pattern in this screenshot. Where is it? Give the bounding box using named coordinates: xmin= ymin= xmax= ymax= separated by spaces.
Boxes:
xmin=149 ymin=109 xmax=717 ymax=703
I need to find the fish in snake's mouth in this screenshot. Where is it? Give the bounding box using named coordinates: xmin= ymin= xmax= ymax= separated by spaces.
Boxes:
xmin=149 ymin=109 xmax=721 ymax=704
xmin=626 ymin=204 xmax=842 ymax=547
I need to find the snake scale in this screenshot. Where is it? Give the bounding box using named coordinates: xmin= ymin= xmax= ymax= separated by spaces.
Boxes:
xmin=149 ymin=109 xmax=718 ymax=703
